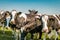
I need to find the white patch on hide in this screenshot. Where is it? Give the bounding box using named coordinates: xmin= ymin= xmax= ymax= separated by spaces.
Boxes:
xmin=19 ymin=13 xmax=27 ymax=22
xmin=42 ymin=15 xmax=48 ymax=32
xmin=21 ymin=27 xmax=25 ymax=33
xmin=11 ymin=11 xmax=17 ymax=21
xmin=35 ymin=16 xmax=40 ymax=18
xmin=58 ymin=29 xmax=60 ymax=33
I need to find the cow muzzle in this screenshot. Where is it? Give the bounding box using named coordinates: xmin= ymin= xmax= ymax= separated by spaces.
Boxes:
xmin=10 ymin=20 xmax=15 ymax=24
xmin=42 ymin=27 xmax=48 ymax=33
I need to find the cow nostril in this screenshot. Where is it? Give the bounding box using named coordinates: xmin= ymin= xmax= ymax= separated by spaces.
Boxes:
xmin=42 ymin=29 xmax=48 ymax=33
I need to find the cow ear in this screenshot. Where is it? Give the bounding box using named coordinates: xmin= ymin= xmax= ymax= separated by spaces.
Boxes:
xmin=29 ymin=10 xmax=31 ymax=12
xmin=19 ymin=12 xmax=22 ymax=14
xmin=35 ymin=11 xmax=38 ymax=14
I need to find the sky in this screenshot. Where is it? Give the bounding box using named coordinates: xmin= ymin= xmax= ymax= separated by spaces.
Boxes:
xmin=0 ymin=0 xmax=60 ymax=14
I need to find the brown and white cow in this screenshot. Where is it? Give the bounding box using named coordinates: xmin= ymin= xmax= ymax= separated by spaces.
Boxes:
xmin=41 ymin=14 xmax=60 ymax=33
xmin=41 ymin=14 xmax=60 ymax=40
xmin=10 ymin=10 xmax=17 ymax=29
xmin=14 ymin=12 xmax=26 ymax=29
xmin=0 ymin=10 xmax=12 ymax=29
xmin=4 ymin=11 xmax=12 ymax=29
xmin=10 ymin=10 xmax=18 ymax=24
xmin=16 ymin=10 xmax=43 ymax=40
xmin=0 ymin=10 xmax=6 ymax=27
xmin=53 ymin=14 xmax=60 ymax=33
xmin=0 ymin=10 xmax=4 ymax=26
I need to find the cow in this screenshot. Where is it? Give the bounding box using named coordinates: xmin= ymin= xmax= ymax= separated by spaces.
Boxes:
xmin=10 ymin=10 xmax=17 ymax=24
xmin=47 ymin=14 xmax=60 ymax=33
xmin=0 ymin=10 xmax=12 ymax=30
xmin=15 ymin=12 xmax=27 ymax=29
xmin=53 ymin=14 xmax=60 ymax=33
xmin=15 ymin=10 xmax=46 ymax=40
xmin=41 ymin=14 xmax=60 ymax=40
xmin=10 ymin=10 xmax=17 ymax=29
xmin=4 ymin=11 xmax=12 ymax=29
xmin=0 ymin=10 xmax=5 ymax=26
xmin=11 ymin=11 xmax=27 ymax=40
xmin=56 ymin=14 xmax=60 ymax=33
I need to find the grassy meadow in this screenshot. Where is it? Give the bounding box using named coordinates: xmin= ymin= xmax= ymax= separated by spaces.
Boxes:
xmin=0 ymin=26 xmax=60 ymax=40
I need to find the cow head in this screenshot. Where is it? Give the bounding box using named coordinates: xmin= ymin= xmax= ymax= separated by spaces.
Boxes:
xmin=10 ymin=10 xmax=17 ymax=24
xmin=29 ymin=10 xmax=38 ymax=15
xmin=44 ymin=14 xmax=60 ymax=33
xmin=0 ymin=10 xmax=5 ymax=19
xmin=15 ymin=12 xmax=27 ymax=29
xmin=4 ymin=11 xmax=12 ymax=27
xmin=4 ymin=11 xmax=11 ymax=17
xmin=42 ymin=14 xmax=49 ymax=33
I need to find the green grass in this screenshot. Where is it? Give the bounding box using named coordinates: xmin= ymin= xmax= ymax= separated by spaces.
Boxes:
xmin=0 ymin=34 xmax=15 ymax=40
xmin=0 ymin=26 xmax=60 ymax=40
xmin=0 ymin=26 xmax=15 ymax=40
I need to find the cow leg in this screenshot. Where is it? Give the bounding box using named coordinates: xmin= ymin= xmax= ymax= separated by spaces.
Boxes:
xmin=51 ymin=30 xmax=58 ymax=40
xmin=44 ymin=33 xmax=47 ymax=40
xmin=20 ymin=31 xmax=27 ymax=40
xmin=39 ymin=31 xmax=42 ymax=39
xmin=30 ymin=33 xmax=33 ymax=40
xmin=55 ymin=30 xmax=58 ymax=40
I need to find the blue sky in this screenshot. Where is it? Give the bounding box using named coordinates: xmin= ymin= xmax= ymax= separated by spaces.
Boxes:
xmin=0 ymin=0 xmax=60 ymax=14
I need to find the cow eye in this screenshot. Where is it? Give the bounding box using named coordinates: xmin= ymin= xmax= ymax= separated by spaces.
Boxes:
xmin=49 ymin=18 xmax=55 ymax=21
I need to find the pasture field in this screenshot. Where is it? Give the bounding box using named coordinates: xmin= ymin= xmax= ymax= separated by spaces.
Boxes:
xmin=0 ymin=26 xmax=60 ymax=40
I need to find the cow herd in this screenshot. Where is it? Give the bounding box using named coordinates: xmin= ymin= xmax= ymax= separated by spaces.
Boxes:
xmin=0 ymin=10 xmax=60 ymax=40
